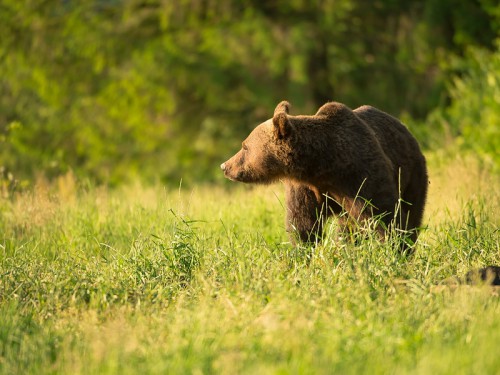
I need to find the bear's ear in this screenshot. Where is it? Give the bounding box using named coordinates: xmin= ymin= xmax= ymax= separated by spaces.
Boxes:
xmin=274 ymin=101 xmax=291 ymax=116
xmin=272 ymin=112 xmax=291 ymax=140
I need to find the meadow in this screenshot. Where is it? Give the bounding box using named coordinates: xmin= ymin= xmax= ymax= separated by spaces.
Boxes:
xmin=0 ymin=152 xmax=499 ymax=375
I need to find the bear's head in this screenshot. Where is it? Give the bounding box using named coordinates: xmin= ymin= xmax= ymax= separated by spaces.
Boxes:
xmin=221 ymin=101 xmax=294 ymax=184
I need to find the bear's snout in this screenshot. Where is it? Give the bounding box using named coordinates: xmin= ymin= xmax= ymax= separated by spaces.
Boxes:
xmin=221 ymin=160 xmax=241 ymax=182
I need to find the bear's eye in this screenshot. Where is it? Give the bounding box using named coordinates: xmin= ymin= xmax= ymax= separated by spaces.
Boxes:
xmin=242 ymin=143 xmax=248 ymax=151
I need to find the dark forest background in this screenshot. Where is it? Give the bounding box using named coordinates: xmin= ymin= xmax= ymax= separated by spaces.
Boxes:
xmin=1 ymin=0 xmax=499 ymax=187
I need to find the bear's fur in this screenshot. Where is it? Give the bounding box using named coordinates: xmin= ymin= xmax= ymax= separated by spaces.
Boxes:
xmin=221 ymin=101 xmax=428 ymax=251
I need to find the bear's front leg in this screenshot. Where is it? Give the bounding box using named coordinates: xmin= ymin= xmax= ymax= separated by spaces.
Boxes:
xmin=285 ymin=182 xmax=327 ymax=245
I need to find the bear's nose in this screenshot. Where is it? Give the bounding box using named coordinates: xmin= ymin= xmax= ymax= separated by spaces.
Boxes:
xmin=220 ymin=163 xmax=226 ymax=171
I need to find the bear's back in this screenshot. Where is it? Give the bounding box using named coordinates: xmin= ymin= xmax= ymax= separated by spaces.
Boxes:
xmin=354 ymin=106 xmax=413 ymax=145
xmin=353 ymin=105 xmax=426 ymax=190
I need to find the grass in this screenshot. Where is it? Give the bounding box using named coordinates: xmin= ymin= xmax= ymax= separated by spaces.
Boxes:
xmin=0 ymin=154 xmax=499 ymax=374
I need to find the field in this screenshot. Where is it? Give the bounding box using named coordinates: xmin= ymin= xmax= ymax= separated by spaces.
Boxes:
xmin=1 ymin=153 xmax=499 ymax=374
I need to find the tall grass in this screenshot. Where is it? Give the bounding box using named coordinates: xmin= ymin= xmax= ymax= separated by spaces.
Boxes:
xmin=0 ymin=156 xmax=499 ymax=374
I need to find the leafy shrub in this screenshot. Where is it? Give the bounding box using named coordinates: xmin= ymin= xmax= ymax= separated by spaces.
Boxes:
xmin=430 ymin=42 xmax=500 ymax=169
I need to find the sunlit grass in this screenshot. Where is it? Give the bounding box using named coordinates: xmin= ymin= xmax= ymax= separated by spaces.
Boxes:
xmin=0 ymin=155 xmax=499 ymax=374
xmin=424 ymin=152 xmax=500 ymax=226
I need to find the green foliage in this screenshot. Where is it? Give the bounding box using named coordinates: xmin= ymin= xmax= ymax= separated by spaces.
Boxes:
xmin=420 ymin=41 xmax=500 ymax=170
xmin=0 ymin=0 xmax=498 ymax=185
xmin=443 ymin=44 xmax=500 ymax=169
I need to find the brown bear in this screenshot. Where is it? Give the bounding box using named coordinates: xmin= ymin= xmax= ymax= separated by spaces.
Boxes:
xmin=221 ymin=101 xmax=428 ymax=251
